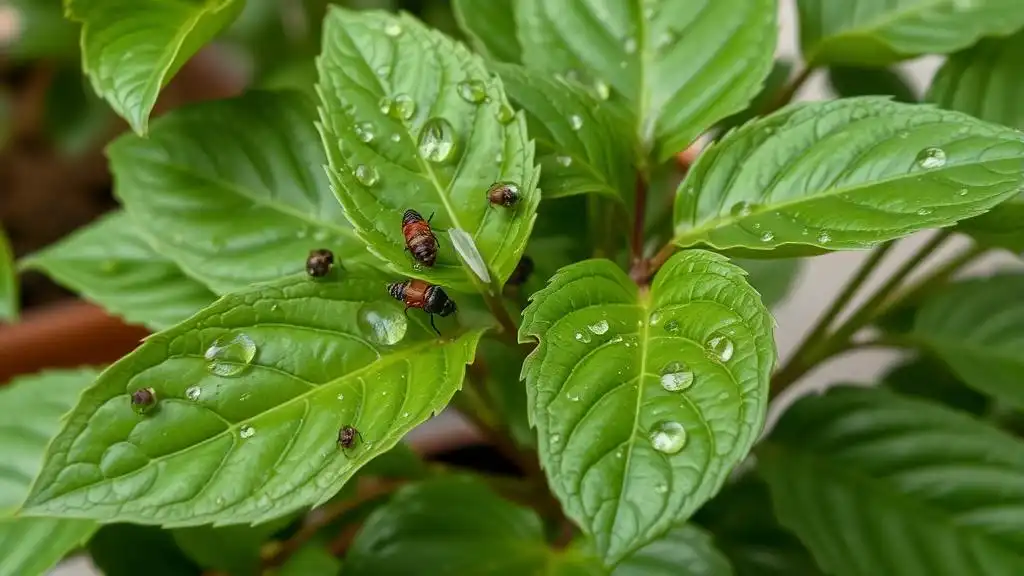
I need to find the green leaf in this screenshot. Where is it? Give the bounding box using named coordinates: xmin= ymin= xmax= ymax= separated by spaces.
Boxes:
xmin=0 ymin=227 xmax=15 ymax=322
xmin=497 ymin=63 xmax=635 ymax=205
xmin=613 ymin=524 xmax=733 ymax=576
xmin=912 ymin=274 xmax=1024 ymax=409
xmin=67 ymin=0 xmax=245 ymax=135
xmin=928 ymin=30 xmax=1024 ymax=251
xmin=345 ymin=476 xmax=603 ymax=575
xmin=316 ymin=8 xmax=539 ymax=293
xmin=22 ymin=211 xmax=216 ymax=331
xmin=674 ymin=97 xmax=1024 ymax=253
xmin=108 ymin=90 xmax=370 ymax=294
xmin=173 ymin=515 xmax=296 ymax=575
xmin=20 ymin=271 xmax=484 ymax=525
xmin=277 ymin=544 xmax=341 ymax=576
xmin=516 ymin=0 xmax=777 ymax=161
xmin=0 ymin=517 xmax=96 ymax=576
xmin=452 ymin=0 xmax=521 ymax=63
xmin=796 ymin=0 xmax=1024 ymax=67
xmin=3 ymin=0 xmax=80 ymax=60
xmin=882 ymin=357 xmax=991 ymax=416
xmin=734 ymin=258 xmax=801 ymax=310
xmin=761 ymin=385 xmax=1024 ymax=576
xmin=89 ymin=524 xmax=201 ymax=576
xmin=827 ymin=66 xmax=917 ymax=102
xmin=520 ymin=250 xmax=775 ymax=565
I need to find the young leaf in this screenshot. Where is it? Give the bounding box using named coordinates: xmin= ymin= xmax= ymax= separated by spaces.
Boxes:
xmin=0 ymin=517 xmax=96 ymax=576
xmin=316 ymin=8 xmax=539 ymax=292
xmin=108 ymin=90 xmax=370 ymax=294
xmin=345 ymin=476 xmax=603 ymax=575
xmin=66 ymin=0 xmax=244 ymax=135
xmin=0 ymin=227 xmax=15 ymax=322
xmin=613 ymin=524 xmax=733 ymax=576
xmin=278 ymin=545 xmax=341 ymax=576
xmin=520 ymin=250 xmax=776 ymax=565
xmin=516 ymin=0 xmax=777 ymax=161
xmin=882 ymin=357 xmax=990 ymax=417
xmin=928 ymin=30 xmax=1024 ymax=251
xmin=674 ymin=97 xmax=1024 ymax=253
xmin=22 ymin=211 xmax=217 ymax=331
xmin=497 ymin=64 xmax=635 ymax=205
xmin=826 ymin=66 xmax=917 ymax=102
xmin=796 ymin=0 xmax=1024 ymax=67
xmin=452 ymin=0 xmax=522 ymax=63
xmin=912 ymin=274 xmax=1024 ymax=409
xmin=761 ymin=386 xmax=1024 ymax=576
xmin=20 ymin=271 xmax=484 ymax=525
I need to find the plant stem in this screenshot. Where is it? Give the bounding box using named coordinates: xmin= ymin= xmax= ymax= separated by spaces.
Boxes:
xmin=761 ymin=65 xmax=812 ymax=116
xmin=482 ymin=287 xmax=520 ymax=344
xmin=876 ymin=243 xmax=986 ymax=316
xmin=631 ymin=173 xmax=649 ymax=266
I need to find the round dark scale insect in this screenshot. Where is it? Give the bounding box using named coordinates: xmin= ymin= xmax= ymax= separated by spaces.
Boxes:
xmin=486 ymin=181 xmax=520 ymax=208
xmin=338 ymin=425 xmax=362 ymax=451
xmin=131 ymin=387 xmax=157 ymax=415
xmin=402 ymin=209 xmax=439 ymax=267
xmin=388 ymin=279 xmax=457 ymax=336
xmin=306 ymin=248 xmax=335 ymax=278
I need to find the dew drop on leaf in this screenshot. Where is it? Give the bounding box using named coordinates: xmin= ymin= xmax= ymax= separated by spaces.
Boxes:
xmin=594 ymin=80 xmax=610 ymax=100
xmin=457 ymin=80 xmax=487 ymax=104
xmin=354 ymin=164 xmax=379 ymax=187
xmin=623 ymin=37 xmax=637 ymax=54
xmin=663 ymin=320 xmax=681 ymax=335
xmin=496 ymin=103 xmax=515 ymax=124
xmin=569 ymin=114 xmax=583 ymax=131
xmin=574 ymin=331 xmax=592 ymax=343
xmin=648 ymin=312 xmax=661 ymax=326
xmin=204 ymin=333 xmax=257 ymax=377
xmin=313 ymin=229 xmax=329 ymax=242
xmin=357 ymin=301 xmax=408 ymax=346
xmin=185 ymin=386 xmax=201 ymax=401
xmin=378 ymin=96 xmax=393 ymax=115
xmin=706 ymin=333 xmax=735 ymax=362
xmin=730 ymin=201 xmax=753 ymax=217
xmin=916 ymin=147 xmax=946 ymax=169
xmin=654 ymin=483 xmax=668 ymax=494
xmin=817 ymin=231 xmax=832 ymax=244
xmin=391 ymin=94 xmax=416 ymax=120
xmin=418 ymin=117 xmax=457 ymax=163
xmin=660 ymin=362 xmax=694 ymax=392
xmin=957 ymin=188 xmax=968 ymax=197
xmin=390 ymin=133 xmax=401 ymax=143
xmin=375 ymin=65 xmax=390 ymax=78
xmin=556 ymin=155 xmax=573 ymax=167
xmin=551 ymin=433 xmax=561 ymax=445
xmin=566 ymin=391 xmax=580 ymax=402
xmin=588 ymin=319 xmax=609 ymax=335
xmin=240 ymin=425 xmax=256 ymax=439
xmin=916 ymin=207 xmax=934 ymax=216
xmin=760 ymin=231 xmax=775 ymax=242
xmin=384 ymin=22 xmax=402 ymax=37
xmin=336 ymin=393 xmax=344 ymax=401
xmin=354 ymin=121 xmax=375 ymax=143
xmin=649 ymin=421 xmax=687 ymax=454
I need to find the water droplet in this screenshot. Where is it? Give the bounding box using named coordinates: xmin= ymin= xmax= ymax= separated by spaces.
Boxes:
xmin=403 ymin=411 xmax=410 ymax=418
xmin=556 ymin=155 xmax=573 ymax=167
xmin=917 ymin=207 xmax=934 ymax=216
xmin=566 ymin=391 xmax=580 ymax=402
xmin=957 ymin=187 xmax=969 ymax=197
xmin=615 ymin=449 xmax=624 ymax=459
xmin=660 ymin=362 xmax=694 ymax=392
xmin=649 ymin=421 xmax=687 ymax=454
xmin=588 ymin=320 xmax=609 ymax=335
xmin=390 ymin=133 xmax=401 ymax=142
xmin=375 ymin=65 xmax=390 ymax=77
xmin=760 ymin=231 xmax=775 ymax=242
xmin=457 ymin=80 xmax=487 ymax=103
xmin=495 ymin=151 xmax=503 ymax=164
xmin=354 ymin=164 xmax=379 ymax=187
xmin=817 ymin=231 xmax=832 ymax=243
xmin=496 ymin=103 xmax=515 ymax=124
xmin=569 ymin=114 xmax=584 ymax=131
xmin=354 ymin=121 xmax=375 ymax=143
xmin=657 ymin=31 xmax=675 ymax=51
xmin=574 ymin=331 xmax=592 ymax=344
xmin=623 ymin=37 xmax=637 ymax=54
xmin=357 ymin=301 xmax=408 ymax=346
xmin=916 ymin=147 xmax=947 ymax=169
xmin=609 ymin=335 xmax=624 ymax=344
xmin=594 ymin=80 xmax=610 ymax=100
xmin=551 ymin=433 xmax=561 ymax=444
xmin=731 ymin=201 xmax=756 ymax=217
xmin=185 ymin=386 xmax=202 ymax=401
xmin=384 ymin=22 xmax=402 ymax=37
xmin=391 ymin=94 xmax=416 ymax=120
xmin=204 ymin=333 xmax=257 ymax=377
xmin=648 ymin=312 xmax=661 ymax=326
xmin=654 ymin=483 xmax=669 ymax=494
xmin=663 ymin=320 xmax=680 ymax=335
xmin=418 ymin=117 xmax=457 ymax=163
xmin=313 ymin=229 xmax=329 ymax=242
xmin=378 ymin=96 xmax=393 ymax=115
xmin=240 ymin=425 xmax=256 ymax=439
xmin=706 ymin=333 xmax=735 ymax=362
xmin=336 ymin=393 xmax=345 ymax=401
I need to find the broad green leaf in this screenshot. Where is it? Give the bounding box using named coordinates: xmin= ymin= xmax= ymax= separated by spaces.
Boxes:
xmin=883 ymin=357 xmax=990 ymax=416
xmin=520 ymin=250 xmax=775 ymax=565
xmin=516 ymin=0 xmax=777 ymax=161
xmin=0 ymin=517 xmax=96 ymax=576
xmin=827 ymin=66 xmax=917 ymax=102
xmin=20 ymin=271 xmax=484 ymax=525
xmin=173 ymin=514 xmax=296 ymax=575
xmin=674 ymin=97 xmax=1024 ymax=253
xmin=22 ymin=211 xmax=216 ymax=331
xmin=0 ymin=228 xmax=15 ymax=322
xmin=912 ymin=274 xmax=1024 ymax=409
xmin=278 ymin=544 xmax=341 ymax=576
xmin=89 ymin=524 xmax=201 ymax=576
xmin=2 ymin=0 xmax=79 ymax=60
xmin=761 ymin=385 xmax=1024 ymax=576
xmin=497 ymin=64 xmax=635 ymax=205
xmin=928 ymin=31 xmax=1024 ymax=251
xmin=735 ymin=258 xmax=801 ymax=310
xmin=345 ymin=476 xmax=602 ymax=575
xmin=316 ymin=8 xmax=539 ymax=293
xmin=67 ymin=0 xmax=244 ymax=135
xmin=452 ymin=0 xmax=521 ymax=63
xmin=108 ymin=90 xmax=370 ymax=294
xmin=614 ymin=524 xmax=733 ymax=576
xmin=796 ymin=0 xmax=1024 ymax=67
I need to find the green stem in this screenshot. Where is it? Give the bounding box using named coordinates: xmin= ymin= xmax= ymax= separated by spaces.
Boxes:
xmin=875 ymin=243 xmax=986 ymax=318
xmin=482 ymin=287 xmax=521 ymax=344
xmin=761 ymin=65 xmax=813 ymax=116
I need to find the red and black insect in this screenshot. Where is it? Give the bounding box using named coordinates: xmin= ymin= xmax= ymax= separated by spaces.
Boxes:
xmin=338 ymin=425 xmax=362 ymax=453
xmin=306 ymin=248 xmax=334 ymax=277
xmin=486 ymin=182 xmax=520 ymax=208
xmin=402 ymin=209 xmax=439 ymax=267
xmin=387 ymin=279 xmax=457 ymax=336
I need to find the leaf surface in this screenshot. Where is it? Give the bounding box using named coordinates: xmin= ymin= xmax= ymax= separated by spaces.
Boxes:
xmin=316 ymin=8 xmax=539 ymax=292
xmin=516 ymin=0 xmax=777 ymax=161
xmin=796 ymin=0 xmax=1024 ymax=66
xmin=761 ymin=385 xmax=1024 ymax=576
xmin=89 ymin=523 xmax=200 ymax=576
xmin=21 ymin=271 xmax=483 ymax=525
xmin=912 ymin=274 xmax=1024 ymax=409
xmin=67 ymin=0 xmax=244 ymax=134
xmin=452 ymin=0 xmax=521 ymax=63
xmin=613 ymin=524 xmax=733 ymax=576
xmin=0 ymin=517 xmax=96 ymax=576
xmin=23 ymin=211 xmax=216 ymax=330
xmin=674 ymin=97 xmax=1024 ymax=253
xmin=0 ymin=228 xmax=14 ymax=322
xmin=108 ymin=90 xmax=370 ymax=294
xmin=520 ymin=251 xmax=775 ymax=564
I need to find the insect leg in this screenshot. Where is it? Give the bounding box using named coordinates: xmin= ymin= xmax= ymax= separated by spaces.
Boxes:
xmin=429 ymin=314 xmax=441 ymax=336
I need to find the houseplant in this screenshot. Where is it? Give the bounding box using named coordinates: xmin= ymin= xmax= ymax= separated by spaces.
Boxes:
xmin=1 ymin=0 xmax=1024 ymax=574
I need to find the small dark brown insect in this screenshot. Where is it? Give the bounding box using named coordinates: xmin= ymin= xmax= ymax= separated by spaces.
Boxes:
xmin=338 ymin=425 xmax=362 ymax=452
xmin=402 ymin=209 xmax=438 ymax=267
xmin=306 ymin=248 xmax=334 ymax=277
xmin=387 ymin=279 xmax=457 ymax=336
xmin=506 ymin=255 xmax=534 ymax=287
xmin=130 ymin=387 xmax=157 ymax=415
xmin=486 ymin=182 xmax=520 ymax=208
